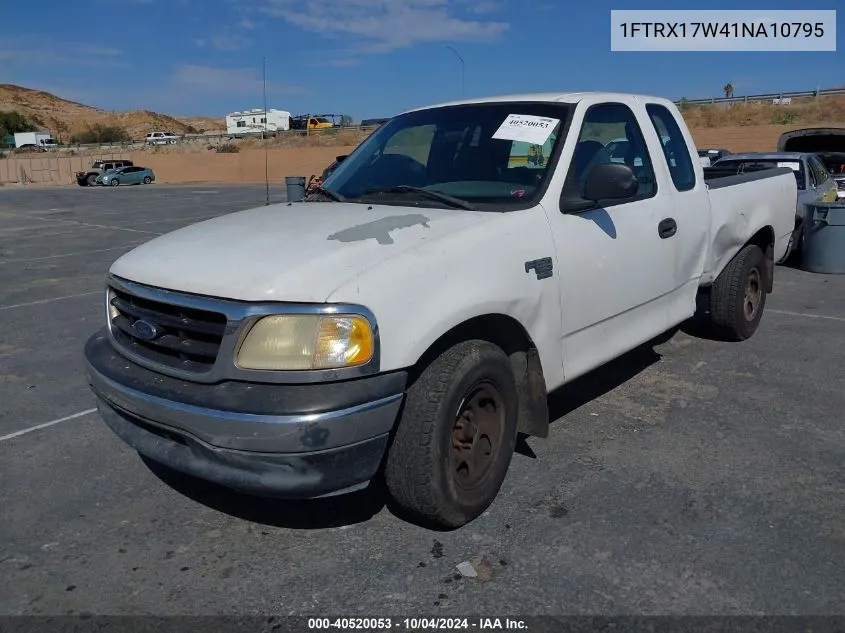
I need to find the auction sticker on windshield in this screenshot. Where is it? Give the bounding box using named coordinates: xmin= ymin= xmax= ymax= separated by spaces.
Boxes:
xmin=493 ymin=114 xmax=559 ymax=146
xmin=777 ymin=161 xmax=801 ymax=171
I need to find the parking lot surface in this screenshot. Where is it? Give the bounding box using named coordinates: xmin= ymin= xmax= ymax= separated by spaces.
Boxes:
xmin=0 ymin=184 xmax=843 ymax=616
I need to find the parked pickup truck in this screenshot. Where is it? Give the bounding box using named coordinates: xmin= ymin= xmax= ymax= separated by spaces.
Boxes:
xmin=84 ymin=92 xmax=796 ymax=528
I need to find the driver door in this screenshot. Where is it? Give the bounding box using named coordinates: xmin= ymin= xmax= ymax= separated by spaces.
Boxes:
xmin=546 ymin=102 xmax=677 ymax=380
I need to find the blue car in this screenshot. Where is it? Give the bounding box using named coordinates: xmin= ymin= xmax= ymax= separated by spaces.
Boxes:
xmin=98 ymin=166 xmax=156 ymax=186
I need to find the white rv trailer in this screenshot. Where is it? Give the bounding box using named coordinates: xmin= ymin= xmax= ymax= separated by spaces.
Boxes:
xmin=225 ymin=108 xmax=291 ymax=136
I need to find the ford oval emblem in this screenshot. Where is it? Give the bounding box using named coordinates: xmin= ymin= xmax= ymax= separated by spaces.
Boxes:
xmin=132 ymin=319 xmax=160 ymax=341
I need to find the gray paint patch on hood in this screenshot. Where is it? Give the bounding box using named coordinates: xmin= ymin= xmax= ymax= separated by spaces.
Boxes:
xmin=327 ymin=214 xmax=431 ymax=245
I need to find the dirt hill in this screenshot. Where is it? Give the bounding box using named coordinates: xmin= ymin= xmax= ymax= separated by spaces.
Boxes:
xmin=0 ymin=84 xmax=224 ymax=141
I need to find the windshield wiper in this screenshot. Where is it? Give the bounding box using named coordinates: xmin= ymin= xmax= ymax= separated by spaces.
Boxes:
xmin=363 ymin=185 xmax=476 ymax=210
xmin=308 ymin=186 xmax=346 ymax=202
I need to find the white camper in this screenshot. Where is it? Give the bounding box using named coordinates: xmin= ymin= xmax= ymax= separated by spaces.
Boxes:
xmin=14 ymin=131 xmax=57 ymax=149
xmin=226 ymin=109 xmax=291 ymax=136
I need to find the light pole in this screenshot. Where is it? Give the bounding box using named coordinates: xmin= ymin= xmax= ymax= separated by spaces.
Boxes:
xmin=445 ymin=46 xmax=465 ymax=98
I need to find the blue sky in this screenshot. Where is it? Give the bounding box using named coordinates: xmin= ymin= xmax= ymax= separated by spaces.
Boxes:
xmin=2 ymin=0 xmax=842 ymax=121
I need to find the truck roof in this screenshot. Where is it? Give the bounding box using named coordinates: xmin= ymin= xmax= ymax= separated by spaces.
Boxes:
xmin=401 ymin=92 xmax=678 ymax=114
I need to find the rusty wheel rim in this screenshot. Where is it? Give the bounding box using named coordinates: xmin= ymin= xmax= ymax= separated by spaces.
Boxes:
xmin=744 ymin=267 xmax=762 ymax=321
xmin=450 ymin=381 xmax=505 ymax=491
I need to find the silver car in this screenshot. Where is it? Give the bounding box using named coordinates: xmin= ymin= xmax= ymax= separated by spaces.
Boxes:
xmin=709 ymin=151 xmax=839 ymax=259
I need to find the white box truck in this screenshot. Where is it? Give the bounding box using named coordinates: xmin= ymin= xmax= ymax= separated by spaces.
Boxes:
xmin=14 ymin=131 xmax=57 ymax=149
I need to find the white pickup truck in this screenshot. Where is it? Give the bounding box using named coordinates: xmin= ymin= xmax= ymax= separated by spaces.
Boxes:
xmin=84 ymin=92 xmax=796 ymax=529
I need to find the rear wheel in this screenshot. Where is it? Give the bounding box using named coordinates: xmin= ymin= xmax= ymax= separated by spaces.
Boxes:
xmin=143 ymin=176 xmax=152 ymax=184
xmin=709 ymin=243 xmax=767 ymax=341
xmin=385 ymin=340 xmax=519 ymax=529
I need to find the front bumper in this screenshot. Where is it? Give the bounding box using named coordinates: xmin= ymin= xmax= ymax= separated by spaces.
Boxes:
xmin=84 ymin=329 xmax=406 ymax=498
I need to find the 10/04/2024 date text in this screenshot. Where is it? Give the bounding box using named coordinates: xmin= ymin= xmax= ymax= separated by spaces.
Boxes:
xmin=619 ymin=22 xmax=825 ymax=38
xmin=307 ymin=618 xmax=529 ymax=630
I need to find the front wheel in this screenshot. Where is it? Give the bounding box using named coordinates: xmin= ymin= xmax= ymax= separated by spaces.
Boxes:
xmin=86 ymin=174 xmax=98 ymax=186
xmin=109 ymin=178 xmax=120 ymax=187
xmin=709 ymin=243 xmax=767 ymax=341
xmin=143 ymin=176 xmax=152 ymax=184
xmin=385 ymin=340 xmax=519 ymax=529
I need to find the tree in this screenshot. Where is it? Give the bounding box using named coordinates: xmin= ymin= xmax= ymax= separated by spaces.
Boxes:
xmin=69 ymin=124 xmax=131 ymax=144
xmin=723 ymin=83 xmax=734 ymax=98
xmin=0 ymin=111 xmax=38 ymax=137
xmin=340 ymin=114 xmax=353 ymax=127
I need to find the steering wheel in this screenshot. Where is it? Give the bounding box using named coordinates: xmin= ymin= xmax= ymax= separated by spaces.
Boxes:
xmin=364 ymin=153 xmax=427 ymax=188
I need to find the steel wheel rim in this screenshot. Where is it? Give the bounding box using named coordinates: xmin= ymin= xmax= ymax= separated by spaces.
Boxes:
xmin=744 ymin=267 xmax=762 ymax=321
xmin=450 ymin=380 xmax=505 ymax=491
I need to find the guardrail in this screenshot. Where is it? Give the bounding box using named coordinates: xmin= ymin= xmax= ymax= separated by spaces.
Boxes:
xmin=0 ymin=124 xmax=383 ymax=155
xmin=674 ymin=87 xmax=845 ymax=106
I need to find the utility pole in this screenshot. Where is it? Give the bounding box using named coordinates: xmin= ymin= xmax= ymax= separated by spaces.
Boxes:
xmin=263 ymin=56 xmax=269 ymax=206
xmin=445 ymin=46 xmax=465 ymax=98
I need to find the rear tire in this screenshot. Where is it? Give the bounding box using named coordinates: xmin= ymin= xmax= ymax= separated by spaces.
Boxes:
xmin=708 ymin=243 xmax=767 ymax=341
xmin=143 ymin=176 xmax=152 ymax=184
xmin=385 ymin=340 xmax=519 ymax=529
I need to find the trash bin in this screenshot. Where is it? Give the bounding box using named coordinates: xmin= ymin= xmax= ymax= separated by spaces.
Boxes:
xmin=802 ymin=202 xmax=845 ymax=274
xmin=285 ymin=176 xmax=307 ymax=202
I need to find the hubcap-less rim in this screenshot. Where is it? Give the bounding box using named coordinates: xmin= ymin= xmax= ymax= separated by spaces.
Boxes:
xmin=744 ymin=267 xmax=762 ymax=321
xmin=450 ymin=381 xmax=505 ymax=491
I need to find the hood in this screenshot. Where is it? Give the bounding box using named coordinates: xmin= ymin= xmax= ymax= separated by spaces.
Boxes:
xmin=109 ymin=201 xmax=494 ymax=302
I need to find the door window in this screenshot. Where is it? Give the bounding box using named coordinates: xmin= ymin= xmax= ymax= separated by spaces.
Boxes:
xmin=807 ymin=160 xmax=817 ymax=188
xmin=565 ymin=103 xmax=656 ymax=204
xmin=809 ymin=155 xmax=829 ymax=184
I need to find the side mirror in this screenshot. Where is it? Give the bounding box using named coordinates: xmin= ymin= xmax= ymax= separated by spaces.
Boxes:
xmin=584 ymin=162 xmax=639 ymax=201
xmin=560 ymin=162 xmax=639 ymax=213
xmin=335 ymin=154 xmax=349 ymax=163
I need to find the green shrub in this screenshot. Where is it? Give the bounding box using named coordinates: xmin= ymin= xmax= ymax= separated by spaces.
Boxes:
xmin=69 ymin=124 xmax=131 ymax=144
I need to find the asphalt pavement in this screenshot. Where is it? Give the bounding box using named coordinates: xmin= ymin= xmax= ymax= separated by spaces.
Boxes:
xmin=0 ymin=183 xmax=843 ymax=616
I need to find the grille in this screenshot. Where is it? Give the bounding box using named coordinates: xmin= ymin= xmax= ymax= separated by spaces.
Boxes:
xmin=108 ymin=285 xmax=228 ymax=373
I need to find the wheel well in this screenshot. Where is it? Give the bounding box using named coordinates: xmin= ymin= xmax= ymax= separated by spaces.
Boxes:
xmin=409 ymin=314 xmax=533 ymax=380
xmin=745 ymin=225 xmax=775 ymax=293
xmin=408 ymin=314 xmax=550 ymax=439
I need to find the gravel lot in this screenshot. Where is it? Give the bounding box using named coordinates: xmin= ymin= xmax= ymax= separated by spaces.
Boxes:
xmin=0 ymin=184 xmax=843 ymax=616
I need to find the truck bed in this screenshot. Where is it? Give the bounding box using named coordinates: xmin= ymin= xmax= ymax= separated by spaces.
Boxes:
xmin=701 ymin=167 xmax=797 ymax=284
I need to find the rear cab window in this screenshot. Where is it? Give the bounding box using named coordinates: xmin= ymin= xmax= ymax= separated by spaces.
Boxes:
xmin=645 ymin=104 xmax=696 ymax=191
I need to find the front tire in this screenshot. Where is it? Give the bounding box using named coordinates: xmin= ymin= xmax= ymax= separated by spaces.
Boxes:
xmin=385 ymin=340 xmax=519 ymax=529
xmin=86 ymin=174 xmax=98 ymax=186
xmin=709 ymin=243 xmax=767 ymax=341
xmin=109 ymin=178 xmax=120 ymax=187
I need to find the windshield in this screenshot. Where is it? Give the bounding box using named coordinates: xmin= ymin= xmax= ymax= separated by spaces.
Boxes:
xmin=322 ymin=102 xmax=570 ymax=210
xmin=713 ymin=158 xmax=806 ymax=189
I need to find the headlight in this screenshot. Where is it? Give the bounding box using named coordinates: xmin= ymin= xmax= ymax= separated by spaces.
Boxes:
xmin=236 ymin=314 xmax=374 ymax=371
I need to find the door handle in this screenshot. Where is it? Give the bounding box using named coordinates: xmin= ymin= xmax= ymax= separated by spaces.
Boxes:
xmin=658 ymin=218 xmax=677 ymax=239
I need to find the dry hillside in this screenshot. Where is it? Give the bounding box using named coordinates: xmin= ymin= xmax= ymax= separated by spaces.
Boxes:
xmin=680 ymin=94 xmax=845 ymax=128
xmin=0 ymin=84 xmax=224 ymax=141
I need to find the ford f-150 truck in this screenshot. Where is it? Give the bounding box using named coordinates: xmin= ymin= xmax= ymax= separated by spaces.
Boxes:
xmin=84 ymin=92 xmax=796 ymax=529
